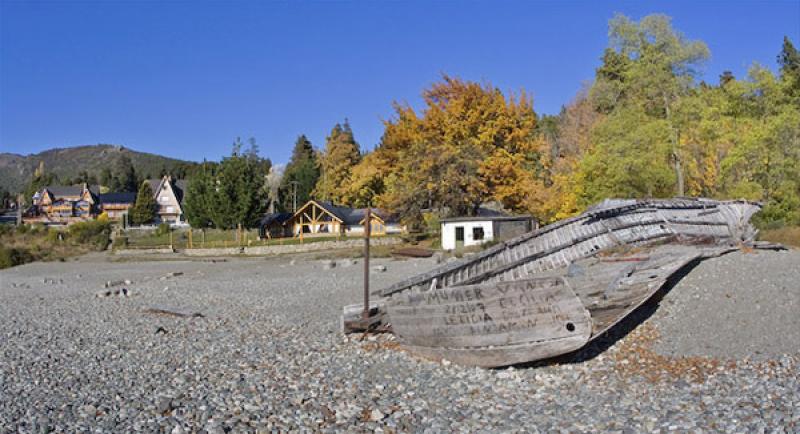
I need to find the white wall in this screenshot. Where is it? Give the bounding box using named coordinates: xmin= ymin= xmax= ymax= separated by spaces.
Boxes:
xmin=441 ymin=220 xmax=495 ymax=250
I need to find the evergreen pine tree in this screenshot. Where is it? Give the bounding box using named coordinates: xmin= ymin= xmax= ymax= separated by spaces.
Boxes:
xmin=778 ymin=36 xmax=800 ymax=96
xmin=281 ymin=135 xmax=320 ymax=211
xmin=130 ymin=181 xmax=157 ymax=225
xmin=183 ymin=163 xmax=215 ymax=228
xmin=114 ymin=156 xmax=138 ymax=192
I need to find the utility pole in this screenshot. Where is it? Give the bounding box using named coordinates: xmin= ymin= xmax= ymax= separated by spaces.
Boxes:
xmin=16 ymin=194 xmax=23 ymax=226
xmin=289 ymin=181 xmax=300 ymax=213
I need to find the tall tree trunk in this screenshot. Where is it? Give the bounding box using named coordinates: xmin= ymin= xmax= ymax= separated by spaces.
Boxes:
xmin=673 ymin=150 xmax=685 ymax=197
xmin=664 ymin=95 xmax=685 ymax=197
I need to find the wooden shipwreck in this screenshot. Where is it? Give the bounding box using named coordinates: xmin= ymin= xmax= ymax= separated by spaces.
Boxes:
xmin=342 ymin=198 xmax=773 ymax=368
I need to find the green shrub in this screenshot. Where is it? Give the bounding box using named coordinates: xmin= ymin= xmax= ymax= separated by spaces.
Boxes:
xmin=400 ymin=232 xmax=428 ymax=245
xmin=0 ymin=247 xmax=33 ymax=269
xmin=68 ymin=220 xmax=111 ymax=250
xmin=16 ymin=224 xmax=30 ymax=234
xmin=422 ymin=212 xmax=441 ymax=235
xmin=155 ymin=223 xmax=171 ymax=237
xmin=45 ymin=228 xmax=65 ymax=243
xmin=112 ymin=236 xmax=129 ymax=249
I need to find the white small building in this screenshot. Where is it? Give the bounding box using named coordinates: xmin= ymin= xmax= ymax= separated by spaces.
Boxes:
xmin=440 ymin=213 xmax=535 ymax=251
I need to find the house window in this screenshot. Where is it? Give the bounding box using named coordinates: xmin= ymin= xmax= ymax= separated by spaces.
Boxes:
xmin=159 ymin=196 xmax=169 ymax=203
xmin=472 ymin=227 xmax=485 ymax=241
xmin=166 ymin=206 xmax=175 ymax=213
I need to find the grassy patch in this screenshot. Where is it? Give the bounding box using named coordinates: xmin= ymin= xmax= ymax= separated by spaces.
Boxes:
xmin=758 ymin=226 xmax=800 ymax=248
xmin=123 ymin=228 xmax=401 ymax=250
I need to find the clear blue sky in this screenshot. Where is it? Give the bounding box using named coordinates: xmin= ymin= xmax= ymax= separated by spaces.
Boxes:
xmin=1 ymin=1 xmax=798 ymax=164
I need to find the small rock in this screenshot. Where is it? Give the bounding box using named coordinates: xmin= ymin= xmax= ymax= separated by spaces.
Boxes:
xmin=372 ymin=265 xmax=387 ymax=273
xmin=370 ymin=408 xmax=384 ymax=421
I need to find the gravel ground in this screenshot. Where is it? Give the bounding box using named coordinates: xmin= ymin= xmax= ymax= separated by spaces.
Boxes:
xmin=0 ymin=249 xmax=798 ymax=432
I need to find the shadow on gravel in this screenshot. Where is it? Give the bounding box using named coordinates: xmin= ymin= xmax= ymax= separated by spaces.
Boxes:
xmin=509 ymin=258 xmax=703 ymax=370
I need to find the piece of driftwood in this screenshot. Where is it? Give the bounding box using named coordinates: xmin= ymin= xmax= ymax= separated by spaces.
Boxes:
xmin=341 ymin=198 xmax=772 ymax=367
xmin=392 ymin=247 xmax=435 ymax=258
xmin=144 ymin=306 xmax=204 ymax=318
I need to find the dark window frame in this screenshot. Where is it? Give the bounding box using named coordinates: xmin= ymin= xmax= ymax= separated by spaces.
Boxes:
xmin=472 ymin=226 xmax=485 ymax=241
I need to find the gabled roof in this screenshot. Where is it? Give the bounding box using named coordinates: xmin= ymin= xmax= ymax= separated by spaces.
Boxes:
xmin=41 ymin=184 xmax=100 ymax=202
xmin=305 ymin=200 xmax=398 ymax=225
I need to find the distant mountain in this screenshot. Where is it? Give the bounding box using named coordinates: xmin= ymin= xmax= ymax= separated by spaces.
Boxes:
xmin=0 ymin=144 xmax=199 ymax=194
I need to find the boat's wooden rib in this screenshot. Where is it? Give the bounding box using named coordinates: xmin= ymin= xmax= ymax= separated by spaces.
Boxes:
xmin=376 ymin=199 xmax=759 ymax=299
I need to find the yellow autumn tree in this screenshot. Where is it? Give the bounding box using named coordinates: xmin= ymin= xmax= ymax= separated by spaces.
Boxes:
xmin=313 ymin=120 xmax=361 ymax=204
xmin=352 ymin=75 xmax=544 ymax=225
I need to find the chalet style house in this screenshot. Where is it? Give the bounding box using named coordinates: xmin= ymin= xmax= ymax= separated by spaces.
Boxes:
xmin=30 ymin=184 xmax=101 ymax=223
xmin=259 ymin=200 xmax=404 ymax=239
xmin=146 ymin=175 xmax=187 ymax=225
xmin=25 ymin=175 xmax=187 ymax=226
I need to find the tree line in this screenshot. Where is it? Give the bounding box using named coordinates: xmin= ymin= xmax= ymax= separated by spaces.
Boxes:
xmin=24 ymin=13 xmax=797 ymax=231
xmin=258 ymin=13 xmax=798 ymax=230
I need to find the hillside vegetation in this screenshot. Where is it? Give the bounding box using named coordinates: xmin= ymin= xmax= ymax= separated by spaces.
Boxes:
xmin=0 ymin=144 xmax=197 ymax=194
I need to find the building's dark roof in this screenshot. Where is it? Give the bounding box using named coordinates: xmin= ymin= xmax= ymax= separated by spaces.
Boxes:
xmin=259 ymin=212 xmax=293 ymax=227
xmin=475 ymin=207 xmax=509 ymax=217
xmin=42 ymin=185 xmax=101 ymax=200
xmin=174 ymin=179 xmax=186 ymax=203
xmin=146 ymin=179 xmax=161 ymax=195
xmin=98 ymin=192 xmax=137 ymax=204
xmin=44 ymin=185 xmax=83 ymax=197
xmin=314 ymin=201 xmax=398 ymax=225
xmin=439 ymin=213 xmax=533 ymax=223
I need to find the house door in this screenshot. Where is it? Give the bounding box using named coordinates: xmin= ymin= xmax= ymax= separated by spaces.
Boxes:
xmin=455 ymin=226 xmax=464 ymax=249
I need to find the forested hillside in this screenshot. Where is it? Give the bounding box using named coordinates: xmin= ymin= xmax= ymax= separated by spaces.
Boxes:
xmin=0 ymin=144 xmax=198 ymax=195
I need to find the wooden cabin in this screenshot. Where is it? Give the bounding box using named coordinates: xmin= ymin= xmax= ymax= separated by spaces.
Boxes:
xmin=283 ymin=200 xmax=403 ymax=237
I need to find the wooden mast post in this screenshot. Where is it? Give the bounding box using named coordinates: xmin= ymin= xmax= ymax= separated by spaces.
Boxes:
xmin=363 ymin=207 xmax=371 ymax=320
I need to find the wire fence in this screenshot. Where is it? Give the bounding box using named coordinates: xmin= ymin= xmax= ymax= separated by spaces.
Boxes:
xmin=117 ymin=227 xmax=391 ymax=250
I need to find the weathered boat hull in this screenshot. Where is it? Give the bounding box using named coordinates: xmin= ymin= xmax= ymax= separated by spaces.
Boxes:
xmin=386 ymin=277 xmax=592 ymax=367
xmin=343 ymin=198 xmax=767 ymax=367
